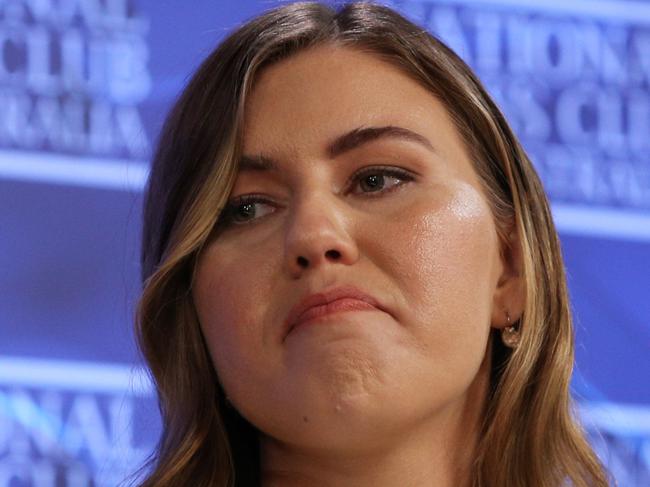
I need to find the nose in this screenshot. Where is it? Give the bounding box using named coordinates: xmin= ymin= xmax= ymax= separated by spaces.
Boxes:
xmin=283 ymin=192 xmax=359 ymax=278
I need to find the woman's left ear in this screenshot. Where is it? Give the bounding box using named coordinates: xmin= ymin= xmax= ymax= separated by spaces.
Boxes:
xmin=491 ymin=228 xmax=526 ymax=329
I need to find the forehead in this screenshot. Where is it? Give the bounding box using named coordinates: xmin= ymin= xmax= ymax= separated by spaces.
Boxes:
xmin=242 ymin=45 xmax=465 ymax=164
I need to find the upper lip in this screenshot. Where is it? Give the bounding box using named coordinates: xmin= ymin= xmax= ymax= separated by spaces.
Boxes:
xmin=284 ymin=284 xmax=385 ymax=337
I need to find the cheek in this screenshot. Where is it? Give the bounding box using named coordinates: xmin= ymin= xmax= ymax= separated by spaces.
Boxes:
xmin=379 ymin=181 xmax=497 ymax=369
xmin=192 ymin=248 xmax=277 ymax=398
xmin=420 ymin=183 xmax=496 ymax=302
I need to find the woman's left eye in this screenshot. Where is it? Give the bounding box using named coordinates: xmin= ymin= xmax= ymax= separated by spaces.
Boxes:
xmin=349 ymin=166 xmax=414 ymax=196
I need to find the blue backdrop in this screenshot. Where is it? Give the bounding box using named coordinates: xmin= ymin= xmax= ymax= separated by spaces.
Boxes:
xmin=1 ymin=0 xmax=648 ymax=485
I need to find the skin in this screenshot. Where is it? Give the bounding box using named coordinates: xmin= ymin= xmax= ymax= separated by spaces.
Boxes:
xmin=192 ymin=45 xmax=524 ymax=487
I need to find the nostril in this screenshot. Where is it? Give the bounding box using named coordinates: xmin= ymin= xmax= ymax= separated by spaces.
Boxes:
xmin=296 ymin=250 xmax=340 ymax=268
xmin=326 ymin=249 xmax=341 ymax=259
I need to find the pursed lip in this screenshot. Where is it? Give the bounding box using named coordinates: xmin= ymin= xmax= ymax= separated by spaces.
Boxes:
xmin=284 ymin=284 xmax=386 ymax=338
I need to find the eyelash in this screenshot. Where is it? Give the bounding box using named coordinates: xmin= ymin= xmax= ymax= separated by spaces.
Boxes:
xmin=218 ymin=166 xmax=415 ymax=228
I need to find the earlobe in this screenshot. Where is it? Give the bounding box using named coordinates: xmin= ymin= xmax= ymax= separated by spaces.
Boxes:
xmin=491 ymin=229 xmax=526 ymax=330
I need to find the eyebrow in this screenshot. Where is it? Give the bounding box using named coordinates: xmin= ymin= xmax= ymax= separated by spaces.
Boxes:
xmin=237 ymin=125 xmax=436 ymax=173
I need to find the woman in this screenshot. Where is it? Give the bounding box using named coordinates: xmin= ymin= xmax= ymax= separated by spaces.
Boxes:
xmin=133 ymin=1 xmax=611 ymax=486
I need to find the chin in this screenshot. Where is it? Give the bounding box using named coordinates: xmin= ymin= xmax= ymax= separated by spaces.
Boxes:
xmin=260 ymin=390 xmax=412 ymax=453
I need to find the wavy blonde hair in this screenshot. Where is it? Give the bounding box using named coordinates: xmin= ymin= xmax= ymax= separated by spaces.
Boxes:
xmin=133 ymin=1 xmax=612 ymax=486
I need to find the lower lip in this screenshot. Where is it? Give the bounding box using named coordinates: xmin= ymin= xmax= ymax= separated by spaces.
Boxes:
xmin=291 ymin=298 xmax=379 ymax=331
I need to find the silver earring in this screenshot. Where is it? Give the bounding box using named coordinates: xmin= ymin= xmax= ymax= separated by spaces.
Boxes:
xmin=501 ymin=311 xmax=520 ymax=348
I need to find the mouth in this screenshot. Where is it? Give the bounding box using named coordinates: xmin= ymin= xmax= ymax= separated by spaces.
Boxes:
xmin=290 ymin=297 xmax=380 ymax=330
xmin=284 ymin=284 xmax=386 ymax=339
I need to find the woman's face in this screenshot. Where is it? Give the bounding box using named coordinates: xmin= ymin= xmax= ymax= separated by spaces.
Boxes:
xmin=193 ymin=46 xmax=511 ymax=451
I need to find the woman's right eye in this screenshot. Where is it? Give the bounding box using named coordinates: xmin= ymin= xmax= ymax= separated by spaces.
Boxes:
xmin=218 ymin=195 xmax=276 ymax=227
